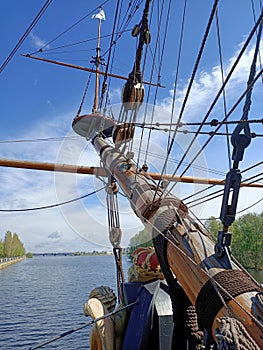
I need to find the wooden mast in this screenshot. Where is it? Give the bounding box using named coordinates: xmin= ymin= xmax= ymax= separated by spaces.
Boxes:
xmin=92 ymin=8 xmax=102 ymax=113
xmin=92 ymin=135 xmax=263 ymax=348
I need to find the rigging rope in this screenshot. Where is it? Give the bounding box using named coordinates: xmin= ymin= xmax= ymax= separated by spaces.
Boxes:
xmin=215 ymin=9 xmax=232 ymax=171
xmin=162 ymin=9 xmax=263 ymax=201
xmin=147 ymin=217 xmax=263 ymax=331
xmin=136 ymin=0 xmax=167 ymax=171
xmin=29 ymin=0 xmax=110 ymax=55
xmin=166 ymin=64 xmax=263 ymax=200
xmin=182 ymin=161 xmax=263 ymax=203
xmin=98 ymin=0 xmax=121 ymax=111
xmin=166 ymin=0 xmax=187 ymax=152
xmin=172 ymin=11 xmax=263 ymax=179
xmin=106 ymin=178 xmax=125 ymax=303
xmin=144 ymin=0 xmax=172 ymax=164
xmin=186 ymin=171 xmax=263 ymax=208
xmin=153 ymin=0 xmax=219 ymax=201
xmin=76 ymin=72 xmax=92 ymax=116
xmin=135 ymin=118 xmax=263 ymax=127
xmin=0 ymin=187 xmax=105 ymax=212
xmin=0 ymin=0 xmax=53 ymax=74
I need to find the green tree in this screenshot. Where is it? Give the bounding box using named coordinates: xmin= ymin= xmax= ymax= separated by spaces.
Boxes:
xmin=4 ymin=231 xmax=13 ymax=258
xmin=0 ymin=240 xmax=4 ymax=258
xmin=231 ymin=213 xmax=263 ymax=270
xmin=11 ymin=233 xmax=25 ymax=257
xmin=205 ymin=216 xmax=222 ymax=240
xmin=129 ymin=228 xmax=153 ymax=256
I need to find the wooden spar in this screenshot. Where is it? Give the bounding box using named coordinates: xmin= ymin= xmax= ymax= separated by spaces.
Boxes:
xmin=0 ymin=158 xmax=262 ymax=188
xmin=0 ymin=158 xmax=106 ymax=176
xmin=147 ymin=172 xmax=263 ymax=187
xmin=21 ymin=54 xmax=164 ymax=88
xmin=92 ymin=136 xmax=263 ymax=347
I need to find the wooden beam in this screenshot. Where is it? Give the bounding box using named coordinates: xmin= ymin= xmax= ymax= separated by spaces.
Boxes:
xmin=0 ymin=158 xmax=262 ymax=188
xmin=0 ymin=158 xmax=106 ymax=176
xmin=21 ymin=54 xmax=164 ymax=87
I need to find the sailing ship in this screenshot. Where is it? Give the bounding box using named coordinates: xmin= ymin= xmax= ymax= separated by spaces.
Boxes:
xmin=1 ymin=0 xmax=263 ymax=349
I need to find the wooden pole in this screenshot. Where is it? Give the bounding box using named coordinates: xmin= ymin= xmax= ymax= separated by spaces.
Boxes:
xmin=93 ymin=17 xmax=102 ymax=112
xmin=0 ymin=158 xmax=106 ymax=176
xmin=21 ymin=54 xmax=164 ymax=87
xmin=0 ymin=158 xmax=262 ymax=188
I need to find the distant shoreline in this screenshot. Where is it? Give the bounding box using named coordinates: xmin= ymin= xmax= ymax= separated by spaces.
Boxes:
xmin=0 ymin=256 xmax=25 ymax=270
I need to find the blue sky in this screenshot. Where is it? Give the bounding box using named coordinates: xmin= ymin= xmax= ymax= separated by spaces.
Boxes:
xmin=0 ymin=0 xmax=262 ymax=253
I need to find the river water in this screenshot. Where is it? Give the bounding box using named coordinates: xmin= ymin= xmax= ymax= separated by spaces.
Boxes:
xmin=0 ymin=256 xmax=262 ymax=350
xmin=0 ymin=255 xmax=131 ymax=350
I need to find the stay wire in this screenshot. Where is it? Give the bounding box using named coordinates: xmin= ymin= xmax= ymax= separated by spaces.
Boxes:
xmin=251 ymin=0 xmax=263 ymax=85
xmin=0 ymin=0 xmax=53 ymax=74
xmin=136 ymin=0 xmax=164 ymax=169
xmin=187 ymin=172 xmax=263 ymax=208
xmin=29 ymin=0 xmax=110 ymax=55
xmin=166 ymin=64 xmax=263 ymax=200
xmin=137 ymin=124 xmax=263 ymax=137
xmin=98 ymin=0 xmax=121 ymax=111
xmin=182 ymin=160 xmax=263 ymax=202
xmin=165 ymin=9 xmax=263 ymax=195
xmin=135 ymin=117 xmax=263 ymax=127
xmin=153 ymin=0 xmax=219 ymax=202
xmin=167 ymin=0 xmax=187 ymax=152
xmin=215 ymin=9 xmax=231 ymax=170
xmin=236 ymin=196 xmax=263 ymax=214
xmin=76 ymin=72 xmax=93 ymax=116
xmin=0 ymin=187 xmax=105 ymax=212
xmin=198 ymin=194 xmax=263 ymax=220
xmin=39 ymin=29 xmax=131 ymax=55
xmin=144 ymin=0 xmax=173 ymax=164
xmin=181 ymin=18 xmax=263 ymax=177
xmin=145 ymin=217 xmax=263 ymax=329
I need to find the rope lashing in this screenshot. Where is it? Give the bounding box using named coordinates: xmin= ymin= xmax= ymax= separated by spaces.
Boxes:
xmin=215 ymin=317 xmax=260 ymax=350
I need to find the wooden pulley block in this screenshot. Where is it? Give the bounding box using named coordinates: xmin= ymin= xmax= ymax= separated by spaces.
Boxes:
xmin=112 ymin=123 xmax=135 ymax=146
xmin=122 ymin=82 xmax=144 ymax=111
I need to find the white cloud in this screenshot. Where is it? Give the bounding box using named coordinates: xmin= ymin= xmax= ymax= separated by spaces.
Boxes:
xmin=29 ymin=33 xmax=50 ymax=50
xmin=161 ymin=41 xmax=263 ymax=121
xmin=0 ymin=37 xmax=262 ymax=253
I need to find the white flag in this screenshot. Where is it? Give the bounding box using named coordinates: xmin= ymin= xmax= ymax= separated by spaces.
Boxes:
xmin=92 ymin=9 xmax=106 ymax=21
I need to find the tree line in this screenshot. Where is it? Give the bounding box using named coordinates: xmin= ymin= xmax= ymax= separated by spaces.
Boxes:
xmin=129 ymin=212 xmax=263 ymax=270
xmin=129 ymin=228 xmax=153 ymax=257
xmin=206 ymin=212 xmax=263 ymax=270
xmin=0 ymin=231 xmax=25 ymax=258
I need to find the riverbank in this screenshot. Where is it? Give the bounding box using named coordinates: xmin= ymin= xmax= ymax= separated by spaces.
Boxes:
xmin=0 ymin=256 xmax=26 ymax=270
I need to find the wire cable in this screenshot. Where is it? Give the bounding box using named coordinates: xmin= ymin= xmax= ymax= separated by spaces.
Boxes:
xmin=29 ymin=0 xmax=110 ymax=55
xmin=162 ymin=9 xmax=263 ymax=201
xmin=0 ymin=0 xmax=53 ymax=74
xmin=0 ymin=187 xmax=105 ymax=212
